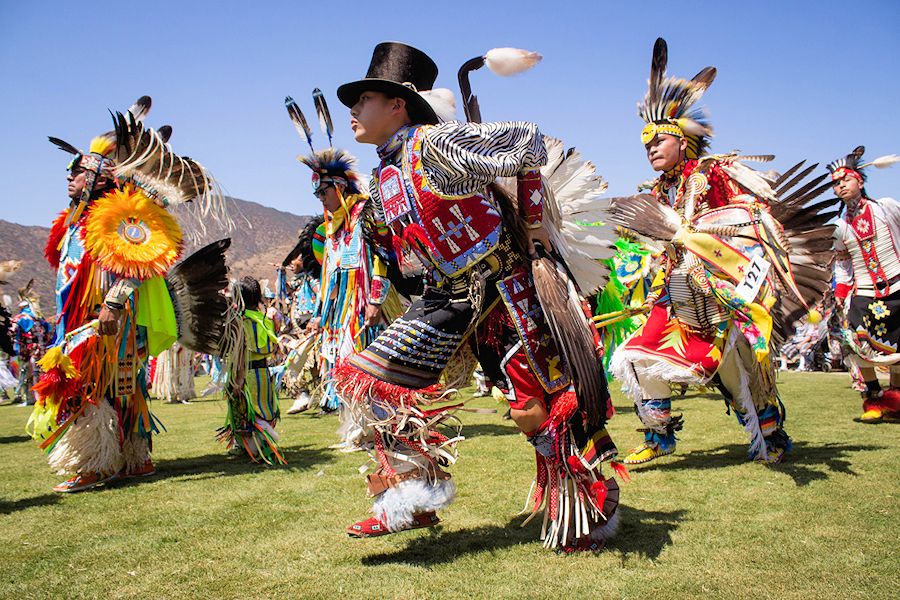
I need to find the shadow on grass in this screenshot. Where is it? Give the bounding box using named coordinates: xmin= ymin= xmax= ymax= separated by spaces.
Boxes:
xmin=98 ymin=444 xmax=336 ymax=489
xmin=608 ymin=506 xmax=685 ymax=559
xmin=0 ymin=493 xmax=62 ymax=515
xmin=0 ymin=435 xmax=29 ymax=444
xmin=361 ymin=506 xmax=683 ymax=565
xmin=461 ymin=423 xmax=519 ymax=438
xmin=629 ymin=441 xmax=885 ymax=486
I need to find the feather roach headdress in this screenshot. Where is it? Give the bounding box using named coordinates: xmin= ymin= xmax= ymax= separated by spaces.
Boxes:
xmin=298 ymin=148 xmax=361 ymax=195
xmin=827 ymin=145 xmax=899 ymax=183
xmin=285 ymin=91 xmax=360 ymax=195
xmin=638 ymin=38 xmax=716 ymax=159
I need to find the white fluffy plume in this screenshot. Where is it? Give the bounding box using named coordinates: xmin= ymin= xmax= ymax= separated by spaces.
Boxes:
xmin=421 ymin=88 xmax=458 ymax=122
xmin=862 ymin=154 xmax=900 ymax=169
xmin=0 ymin=260 xmax=21 ymax=283
xmin=484 ymin=47 xmax=543 ymax=76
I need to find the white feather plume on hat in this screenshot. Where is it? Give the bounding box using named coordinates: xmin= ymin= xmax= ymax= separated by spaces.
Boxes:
xmin=421 ymin=88 xmax=458 ymax=123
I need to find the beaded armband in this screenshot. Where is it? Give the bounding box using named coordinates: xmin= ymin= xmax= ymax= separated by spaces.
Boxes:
xmin=369 ymin=276 xmax=390 ymax=306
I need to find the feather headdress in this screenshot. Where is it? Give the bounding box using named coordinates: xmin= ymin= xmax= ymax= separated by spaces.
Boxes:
xmin=312 ymin=88 xmax=334 ymax=148
xmin=298 ymin=148 xmax=361 ymax=195
xmin=638 ymin=38 xmax=716 ymax=159
xmin=827 ymin=145 xmax=899 ymax=182
xmin=48 ymin=96 xmax=230 ymax=238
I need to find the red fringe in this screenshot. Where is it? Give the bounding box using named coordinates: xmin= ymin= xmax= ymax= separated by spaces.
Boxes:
xmin=476 ymin=303 xmax=514 ymax=354
xmin=402 ymin=223 xmax=437 ymax=254
xmin=590 ymin=479 xmax=608 ymax=507
xmin=331 ymin=360 xmax=442 ymax=407
xmin=33 ymin=367 xmax=81 ymax=401
xmin=44 ymin=209 xmax=70 ymax=269
xmin=547 ymin=390 xmax=578 ymax=428
xmin=61 ymin=252 xmax=97 ymax=330
xmin=392 ymin=236 xmax=408 ymax=270
xmin=610 ymin=460 xmax=631 ymax=483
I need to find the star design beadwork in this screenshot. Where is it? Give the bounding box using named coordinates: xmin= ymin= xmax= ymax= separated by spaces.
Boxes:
xmin=870 ymin=300 xmax=888 ymax=320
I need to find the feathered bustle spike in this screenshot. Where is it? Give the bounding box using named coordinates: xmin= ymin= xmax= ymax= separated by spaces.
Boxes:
xmin=777 ymin=163 xmax=819 ymax=197
xmin=649 ymin=38 xmax=668 ymax=106
xmin=312 ymin=88 xmax=334 ymax=148
xmin=458 ymin=56 xmax=485 ymax=123
xmin=127 ymin=96 xmax=152 ymax=122
xmin=158 ymin=125 xmax=173 ymax=143
xmin=285 ymin=96 xmax=314 ymax=152
xmin=532 ymin=254 xmax=608 ymax=427
xmin=735 ymin=154 xmax=775 ymax=163
xmin=861 ymin=154 xmax=900 ymax=169
xmin=48 ymin=137 xmax=81 ymax=155
xmin=690 ymin=66 xmax=717 ymax=89
xmin=773 ymin=160 xmax=806 ymax=189
xmin=483 ymin=47 xmax=542 ymax=76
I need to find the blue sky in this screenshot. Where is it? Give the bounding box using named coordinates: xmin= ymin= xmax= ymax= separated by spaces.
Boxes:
xmin=1 ymin=0 xmax=898 ymax=226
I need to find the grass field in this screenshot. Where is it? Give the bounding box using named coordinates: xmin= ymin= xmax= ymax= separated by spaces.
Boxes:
xmin=0 ymin=372 xmax=897 ymax=599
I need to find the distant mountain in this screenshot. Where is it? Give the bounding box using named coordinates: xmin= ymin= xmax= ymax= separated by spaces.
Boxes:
xmin=0 ymin=198 xmax=310 ymax=315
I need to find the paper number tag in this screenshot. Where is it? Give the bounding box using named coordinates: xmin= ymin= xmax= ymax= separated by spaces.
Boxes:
xmin=735 ymin=254 xmax=771 ymax=303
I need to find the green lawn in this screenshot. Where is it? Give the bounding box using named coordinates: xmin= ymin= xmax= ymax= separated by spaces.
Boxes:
xmin=0 ymin=372 xmax=897 ymax=599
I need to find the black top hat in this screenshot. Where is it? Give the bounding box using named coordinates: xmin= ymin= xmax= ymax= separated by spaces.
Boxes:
xmin=337 ymin=42 xmax=439 ymax=126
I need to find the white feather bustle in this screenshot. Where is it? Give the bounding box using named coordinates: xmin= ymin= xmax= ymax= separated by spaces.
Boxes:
xmin=373 ymin=478 xmax=456 ymax=531
xmin=590 ymin=509 xmax=621 ymax=542
xmin=484 ymin=48 xmax=543 ymax=76
xmin=122 ymin=433 xmax=151 ymax=472
xmin=48 ymin=401 xmax=124 ymax=476
xmin=421 ymin=88 xmax=458 ymax=123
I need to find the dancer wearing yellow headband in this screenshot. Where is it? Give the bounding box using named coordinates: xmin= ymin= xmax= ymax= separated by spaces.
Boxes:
xmin=607 ymin=39 xmax=839 ymax=466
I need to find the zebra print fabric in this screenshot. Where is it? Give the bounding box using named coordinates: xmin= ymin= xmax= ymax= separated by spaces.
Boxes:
xmin=419 ymin=121 xmax=547 ymax=197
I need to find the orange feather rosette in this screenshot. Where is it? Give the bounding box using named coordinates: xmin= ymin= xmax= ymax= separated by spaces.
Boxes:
xmin=83 ymin=184 xmax=183 ymax=280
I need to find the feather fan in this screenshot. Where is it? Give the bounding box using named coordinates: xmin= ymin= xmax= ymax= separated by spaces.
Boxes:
xmin=165 ymin=238 xmax=232 ymax=356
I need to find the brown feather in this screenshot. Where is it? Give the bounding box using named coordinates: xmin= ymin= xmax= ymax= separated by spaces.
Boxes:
xmin=532 ymin=255 xmax=608 ymax=426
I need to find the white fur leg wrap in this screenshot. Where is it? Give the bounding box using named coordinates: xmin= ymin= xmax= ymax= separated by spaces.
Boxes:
xmin=373 ymin=478 xmax=456 ymax=531
xmin=48 ymin=401 xmax=123 ymax=476
xmin=122 ymin=433 xmax=150 ymax=472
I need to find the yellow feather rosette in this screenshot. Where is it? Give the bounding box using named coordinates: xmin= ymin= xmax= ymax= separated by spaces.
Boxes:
xmin=84 ymin=184 xmax=183 ymax=279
